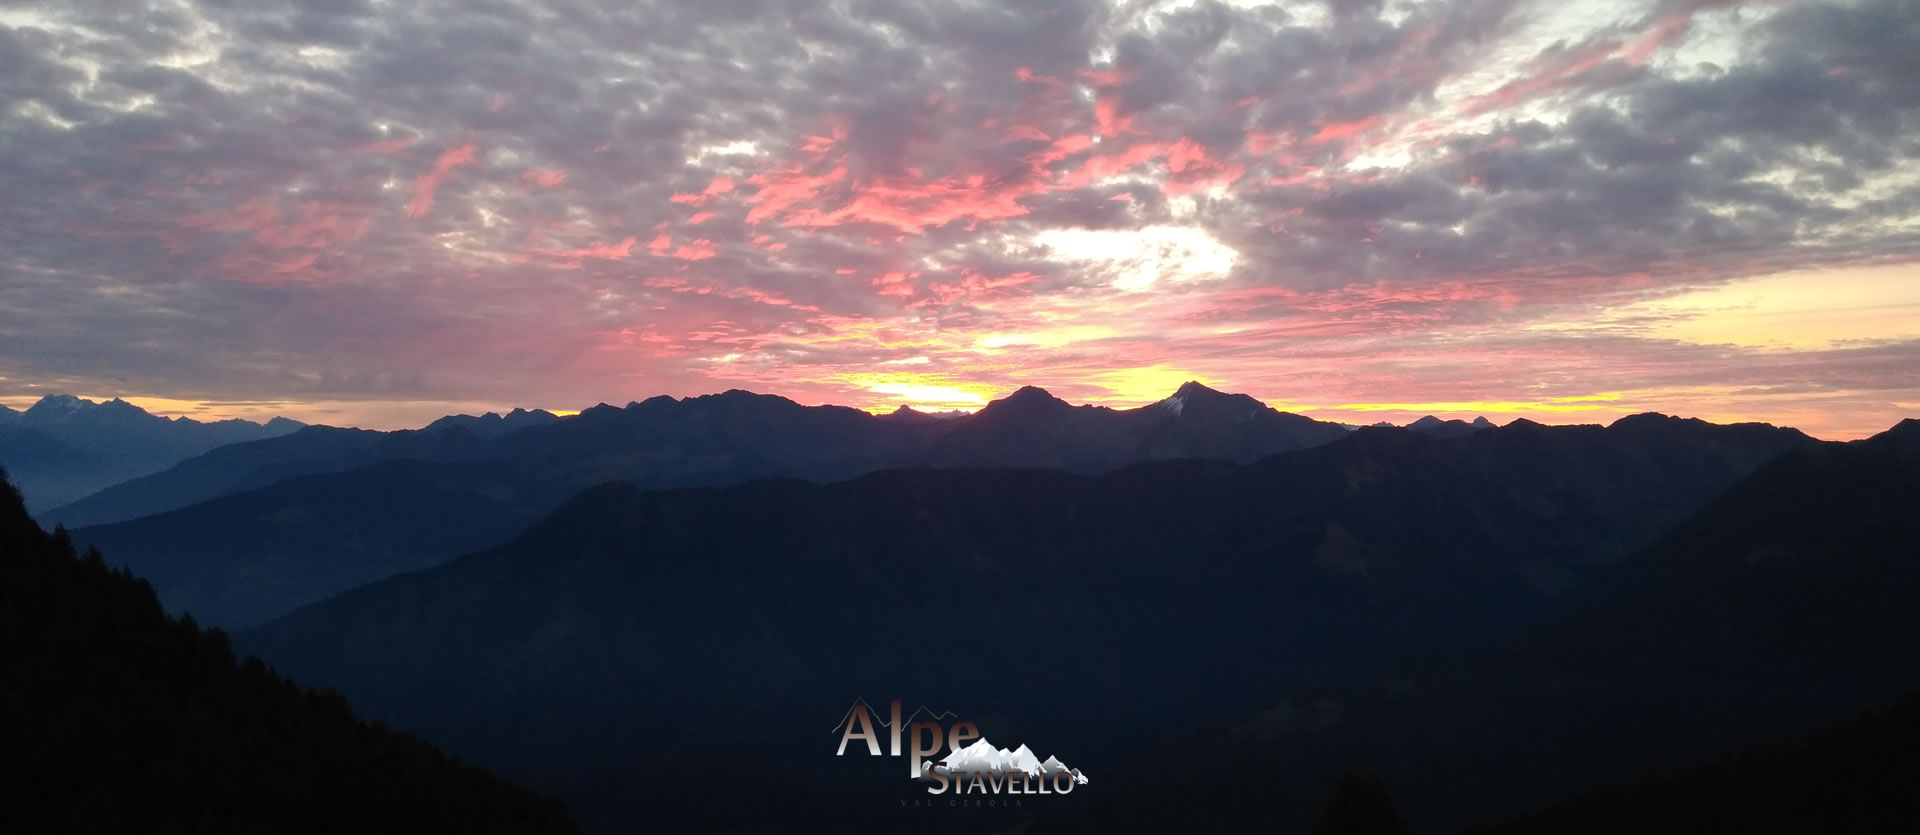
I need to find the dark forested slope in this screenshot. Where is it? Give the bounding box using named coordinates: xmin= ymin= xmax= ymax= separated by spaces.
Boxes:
xmin=0 ymin=469 xmax=576 ymax=834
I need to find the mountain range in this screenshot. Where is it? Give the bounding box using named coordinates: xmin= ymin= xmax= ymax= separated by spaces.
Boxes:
xmin=60 ymin=383 xmax=1365 ymax=628
xmin=234 ymin=411 xmax=1823 ymax=831
xmin=0 ymin=395 xmax=301 ymax=512
xmin=4 ymin=380 xmax=1915 ymax=832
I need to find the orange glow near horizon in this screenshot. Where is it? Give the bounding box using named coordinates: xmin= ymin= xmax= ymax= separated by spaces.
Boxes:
xmin=2 ymin=0 xmax=1915 ymax=443
xmin=1 ymin=380 xmax=1905 ymax=443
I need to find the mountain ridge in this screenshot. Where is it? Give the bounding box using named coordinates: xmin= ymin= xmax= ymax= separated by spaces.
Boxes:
xmin=0 ymin=394 xmax=303 ymax=513
xmin=234 ymin=411 xmax=1829 ymax=830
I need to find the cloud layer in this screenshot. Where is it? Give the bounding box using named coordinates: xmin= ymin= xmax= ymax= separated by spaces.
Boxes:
xmin=0 ymin=0 xmax=1915 ymax=437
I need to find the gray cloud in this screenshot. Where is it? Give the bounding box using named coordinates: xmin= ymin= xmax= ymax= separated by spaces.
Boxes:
xmin=0 ymin=0 xmax=1913 ymax=429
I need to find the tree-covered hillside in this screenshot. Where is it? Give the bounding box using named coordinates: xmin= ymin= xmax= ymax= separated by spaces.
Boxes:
xmin=0 ymin=468 xmax=577 ymax=834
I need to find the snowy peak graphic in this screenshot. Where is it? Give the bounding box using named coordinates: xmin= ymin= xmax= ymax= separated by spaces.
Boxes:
xmin=917 ymin=738 xmax=1089 ymax=784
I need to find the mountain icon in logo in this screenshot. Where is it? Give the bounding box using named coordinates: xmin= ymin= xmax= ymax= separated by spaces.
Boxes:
xmin=917 ymin=738 xmax=1088 ymax=785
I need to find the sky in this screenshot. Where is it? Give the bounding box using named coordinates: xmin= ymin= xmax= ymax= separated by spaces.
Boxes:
xmin=0 ymin=0 xmax=1915 ymax=439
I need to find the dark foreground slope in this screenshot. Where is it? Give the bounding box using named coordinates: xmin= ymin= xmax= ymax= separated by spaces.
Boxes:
xmin=1076 ymin=419 xmax=1920 ymax=834
xmin=0 ymin=470 xmax=576 ymax=834
xmin=1471 ymin=688 xmax=1920 ymax=835
xmin=239 ymin=416 xmax=1811 ymax=832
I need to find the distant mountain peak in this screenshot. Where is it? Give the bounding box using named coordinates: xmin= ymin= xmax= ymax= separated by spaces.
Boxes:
xmin=422 ymin=407 xmax=556 ymax=437
xmin=1172 ymin=380 xmax=1224 ymax=399
xmin=25 ymin=394 xmax=91 ymax=416
xmin=877 ymin=404 xmax=930 ymax=423
xmin=689 ymin=389 xmax=801 ymax=408
xmin=24 ymin=394 xmax=168 ymax=427
xmin=1158 ymin=380 xmax=1266 ymax=420
xmin=1610 ymin=412 xmax=1702 ymax=429
xmin=1865 ymin=417 xmax=1920 ymax=455
xmin=988 ymin=385 xmax=1069 ymax=411
xmin=1403 ymin=414 xmax=1496 ymax=438
xmin=1004 ymin=385 xmax=1060 ymax=402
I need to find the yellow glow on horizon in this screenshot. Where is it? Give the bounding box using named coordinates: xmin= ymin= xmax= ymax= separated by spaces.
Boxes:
xmin=1323 ymin=393 xmax=1623 ymax=414
xmin=1085 ymin=364 xmax=1222 ymax=403
xmin=1629 ymin=263 xmax=1920 ymax=349
xmin=831 ymin=372 xmax=1000 ymax=412
xmin=976 ymin=325 xmax=1121 ymax=350
xmin=0 ymin=393 xmax=247 ymax=420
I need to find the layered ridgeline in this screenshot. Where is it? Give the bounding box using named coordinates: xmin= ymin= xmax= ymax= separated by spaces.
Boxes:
xmin=62 ymin=384 xmax=1359 ymax=628
xmin=0 ymin=395 xmax=300 ymax=513
xmin=0 ymin=470 xmax=576 ymax=834
xmin=238 ymin=414 xmax=1814 ymax=832
xmin=1071 ymin=419 xmax=1920 ymax=834
xmin=51 ymin=384 xmax=1345 ymax=528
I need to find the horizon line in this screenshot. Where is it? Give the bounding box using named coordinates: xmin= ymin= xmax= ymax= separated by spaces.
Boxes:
xmin=1 ymin=385 xmax=1910 ymax=443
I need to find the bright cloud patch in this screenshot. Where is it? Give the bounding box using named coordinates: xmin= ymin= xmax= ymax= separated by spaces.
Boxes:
xmin=1033 ymin=226 xmax=1239 ymax=292
xmin=0 ymin=0 xmax=1914 ymax=439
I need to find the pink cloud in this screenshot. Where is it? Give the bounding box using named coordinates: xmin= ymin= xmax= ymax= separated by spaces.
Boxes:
xmin=407 ymin=143 xmax=478 ymax=219
xmin=669 ymin=239 xmax=717 ymax=260
xmin=1308 ymin=116 xmax=1383 ymax=145
xmin=538 ymin=236 xmax=636 ymax=261
xmin=354 ymin=137 xmax=415 ymax=155
xmin=523 ymin=167 xmax=568 ymax=188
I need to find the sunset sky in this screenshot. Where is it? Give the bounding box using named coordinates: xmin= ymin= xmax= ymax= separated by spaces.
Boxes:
xmin=1 ymin=0 xmax=1915 ymax=438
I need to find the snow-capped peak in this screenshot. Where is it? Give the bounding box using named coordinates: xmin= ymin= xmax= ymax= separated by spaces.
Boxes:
xmin=919 ymin=738 xmax=1087 ymax=783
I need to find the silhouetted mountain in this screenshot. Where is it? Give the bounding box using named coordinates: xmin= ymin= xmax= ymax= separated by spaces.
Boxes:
xmin=237 ymin=415 xmax=1814 ymax=831
xmin=74 ymin=459 xmax=578 ymax=628
xmin=57 ymin=386 xmax=1369 ymax=629
xmin=1129 ymin=381 xmax=1356 ymax=463
xmin=1070 ymin=418 xmax=1920 ymax=834
xmin=0 ymin=425 xmax=121 ymax=518
xmin=1469 ymin=688 xmax=1920 ymax=835
xmin=922 ymin=382 xmax=1352 ymax=470
xmin=46 ymin=425 xmax=388 ymax=528
xmin=423 ymin=407 xmax=562 ymax=438
xmin=53 ymin=385 xmax=1353 ymax=529
xmin=876 ymin=404 xmax=969 ymax=423
xmin=0 ymin=394 xmax=300 ymax=512
xmin=920 ymin=385 xmax=1132 ymax=469
xmin=1405 ymin=414 xmax=1495 ymax=438
xmin=0 ymin=468 xmax=575 ymax=833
